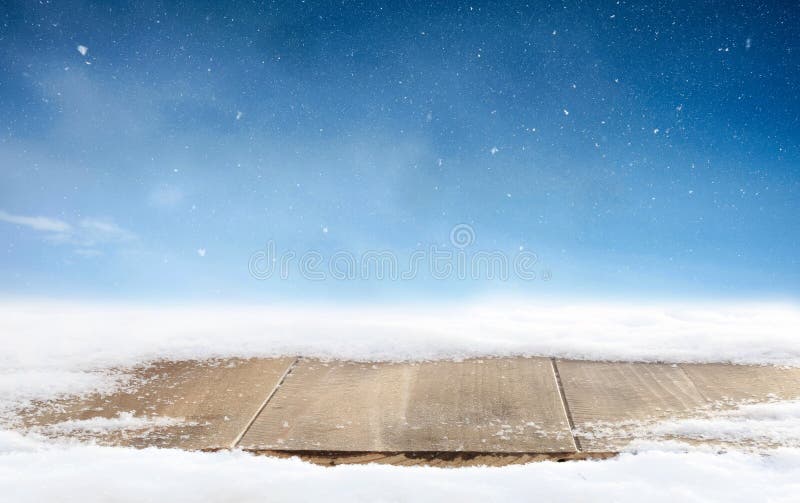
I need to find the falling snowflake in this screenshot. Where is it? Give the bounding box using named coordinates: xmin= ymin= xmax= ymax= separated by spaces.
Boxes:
xmin=197 ymin=248 xmax=206 ymax=257
xmin=77 ymin=45 xmax=88 ymax=56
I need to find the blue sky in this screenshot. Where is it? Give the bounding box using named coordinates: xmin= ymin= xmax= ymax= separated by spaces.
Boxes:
xmin=0 ymin=0 xmax=798 ymax=301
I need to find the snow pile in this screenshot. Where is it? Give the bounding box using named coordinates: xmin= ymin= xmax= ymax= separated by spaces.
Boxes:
xmin=2 ymin=299 xmax=798 ymax=367
xmin=0 ymin=431 xmax=797 ymax=502
xmin=579 ymin=400 xmax=800 ymax=450
xmin=647 ymin=400 xmax=800 ymax=447
xmin=1 ymin=299 xmax=798 ymax=413
xmin=0 ymin=367 xmax=129 ymax=422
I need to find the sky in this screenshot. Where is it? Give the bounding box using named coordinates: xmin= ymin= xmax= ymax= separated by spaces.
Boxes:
xmin=0 ymin=0 xmax=798 ymax=302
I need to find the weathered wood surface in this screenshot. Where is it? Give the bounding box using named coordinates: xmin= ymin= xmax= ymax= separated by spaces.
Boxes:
xmin=556 ymin=360 xmax=800 ymax=452
xmin=15 ymin=357 xmax=800 ymax=462
xmin=555 ymin=360 xmax=710 ymax=451
xmin=19 ymin=358 xmax=295 ymax=450
xmin=681 ymin=363 xmax=800 ymax=403
xmin=238 ymin=357 xmax=576 ymax=453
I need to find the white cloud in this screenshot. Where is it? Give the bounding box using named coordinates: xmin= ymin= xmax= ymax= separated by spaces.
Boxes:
xmin=79 ymin=218 xmax=136 ymax=242
xmin=0 ymin=210 xmax=136 ymax=255
xmin=0 ymin=210 xmax=72 ymax=233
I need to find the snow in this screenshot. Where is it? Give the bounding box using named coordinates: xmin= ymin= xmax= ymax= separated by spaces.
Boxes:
xmin=76 ymin=44 xmax=88 ymax=56
xmin=0 ymin=432 xmax=798 ymax=502
xmin=0 ymin=368 xmax=126 ymax=417
xmin=0 ymin=299 xmax=797 ymax=417
xmin=645 ymin=400 xmax=800 ymax=447
xmin=1 ymin=300 xmax=799 ymax=500
xmin=41 ymin=412 xmax=187 ymax=435
xmin=4 ymin=395 xmax=800 ymax=501
xmin=579 ymin=399 xmax=800 ymax=450
xmin=2 ymin=300 xmax=798 ymax=369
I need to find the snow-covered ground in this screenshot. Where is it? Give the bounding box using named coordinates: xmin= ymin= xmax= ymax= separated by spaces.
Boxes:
xmin=0 ymin=431 xmax=798 ymax=502
xmin=2 ymin=299 xmax=799 ymax=411
xmin=2 ymin=299 xmax=800 ymax=501
xmin=5 ymin=299 xmax=798 ymax=367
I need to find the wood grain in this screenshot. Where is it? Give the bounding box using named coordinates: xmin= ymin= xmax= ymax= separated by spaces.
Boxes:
xmin=239 ymin=357 xmax=576 ymax=453
xmin=680 ymin=363 xmax=800 ymax=404
xmin=18 ymin=357 xmax=799 ymax=458
xmin=555 ymin=360 xmax=708 ymax=451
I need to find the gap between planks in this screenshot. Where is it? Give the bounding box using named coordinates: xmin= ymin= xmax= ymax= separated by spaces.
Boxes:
xmin=231 ymin=356 xmax=300 ymax=449
xmin=550 ymin=357 xmax=582 ymax=452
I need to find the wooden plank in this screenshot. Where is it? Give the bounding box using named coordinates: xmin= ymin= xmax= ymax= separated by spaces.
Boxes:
xmin=555 ymin=360 xmax=708 ymax=452
xmin=19 ymin=358 xmax=295 ymax=450
xmin=680 ymin=363 xmax=800 ymax=404
xmin=239 ymin=357 xmax=576 ymax=453
xmin=22 ymin=357 xmax=796 ymax=457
